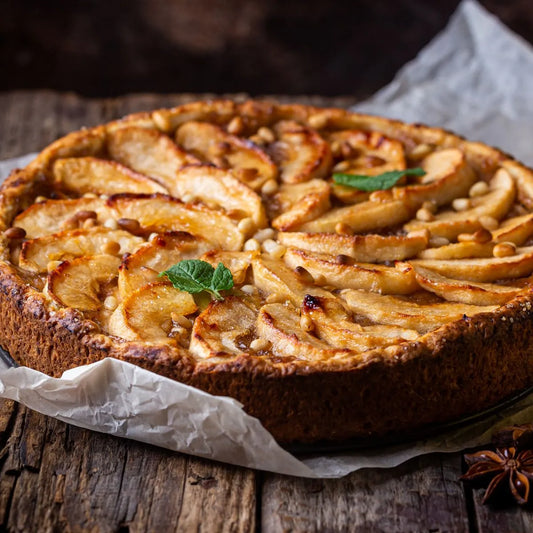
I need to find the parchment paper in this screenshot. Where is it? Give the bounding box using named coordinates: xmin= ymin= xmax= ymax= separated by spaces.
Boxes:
xmin=0 ymin=0 xmax=532 ymax=478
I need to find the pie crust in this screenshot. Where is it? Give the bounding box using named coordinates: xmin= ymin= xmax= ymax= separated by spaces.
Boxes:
xmin=0 ymin=100 xmax=532 ymax=444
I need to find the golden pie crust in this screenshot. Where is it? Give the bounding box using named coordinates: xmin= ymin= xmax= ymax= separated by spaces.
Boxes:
xmin=0 ymin=100 xmax=532 ymax=443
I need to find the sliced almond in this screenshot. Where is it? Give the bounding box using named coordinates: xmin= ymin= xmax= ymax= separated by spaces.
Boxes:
xmin=53 ymin=157 xmax=168 ymax=196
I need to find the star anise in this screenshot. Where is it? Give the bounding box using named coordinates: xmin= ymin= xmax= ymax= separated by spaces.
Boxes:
xmin=461 ymin=424 xmax=533 ymax=505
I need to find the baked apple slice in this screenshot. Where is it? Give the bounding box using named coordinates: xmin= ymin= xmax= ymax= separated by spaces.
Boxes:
xmin=417 ymin=241 xmax=494 ymax=260
xmin=269 ymin=179 xmax=331 ymax=231
xmin=14 ymin=197 xmax=111 ymax=238
xmin=328 ymin=129 xmax=406 ymax=204
xmin=412 ymin=246 xmax=533 ymax=282
xmin=200 ymin=250 xmax=257 ymax=285
xmin=252 ymin=256 xmax=331 ymax=306
xmin=20 ymin=227 xmax=144 ymax=272
xmin=340 ymin=289 xmax=497 ymax=333
xmin=269 ymin=120 xmax=332 ymax=183
xmin=170 ymin=165 xmax=267 ymax=227
xmin=53 ymin=157 xmax=168 ymax=196
xmin=413 ymin=265 xmax=523 ymax=306
xmin=300 ymin=295 xmax=418 ymax=350
xmin=284 ymin=248 xmax=419 ymax=294
xmin=278 ymin=231 xmax=428 ymax=262
xmin=46 ymin=254 xmax=121 ymax=311
xmin=492 ymin=213 xmax=533 ymax=244
xmin=256 ymin=303 xmax=350 ymax=361
xmin=118 ymin=231 xmax=212 ymax=298
xmin=189 ymin=296 xmax=258 ymax=360
xmin=393 ymin=149 xmax=477 ymax=208
xmin=298 ymin=199 xmax=413 ymax=234
xmin=108 ymin=194 xmax=244 ymax=250
xmin=405 ymin=168 xmax=516 ymax=239
xmin=176 ymin=121 xmax=277 ymax=189
xmin=107 ymin=126 xmax=199 ymax=187
xmin=108 ymin=281 xmax=197 ymax=342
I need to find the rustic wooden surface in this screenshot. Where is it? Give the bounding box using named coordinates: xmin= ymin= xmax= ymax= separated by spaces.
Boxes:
xmin=0 ymin=90 xmax=532 ymax=532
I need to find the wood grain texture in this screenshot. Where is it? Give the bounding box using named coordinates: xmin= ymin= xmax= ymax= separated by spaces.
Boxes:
xmin=0 ymin=90 xmax=531 ymax=532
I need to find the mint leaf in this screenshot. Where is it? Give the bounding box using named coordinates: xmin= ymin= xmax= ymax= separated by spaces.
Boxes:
xmin=160 ymin=259 xmax=234 ymax=301
xmin=210 ymin=262 xmax=234 ymax=299
xmin=333 ymin=167 xmax=426 ymax=191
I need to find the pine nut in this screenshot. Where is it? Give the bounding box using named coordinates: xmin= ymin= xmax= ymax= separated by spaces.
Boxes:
xmin=103 ymin=296 xmax=118 ymax=310
xmin=250 ymin=338 xmax=271 ymax=351
xmin=409 ymin=143 xmax=433 ymax=160
xmin=240 ymin=284 xmax=257 ymax=295
xmin=269 ymin=244 xmax=286 ymax=259
xmin=83 ymin=192 xmax=98 ymax=199
xmin=102 ymin=240 xmax=121 ymax=255
xmin=429 ymin=236 xmax=450 ymax=247
xmin=452 ymin=198 xmax=471 ymax=211
xmin=83 ymin=218 xmax=97 ymax=229
xmin=300 ymin=315 xmax=314 ymax=332
xmin=469 ymin=181 xmax=489 ymax=198
xmin=253 ymin=228 xmax=276 ymax=243
xmin=308 ymin=114 xmax=328 ymax=129
xmin=335 ymin=222 xmax=353 ymax=236
xmin=103 ymin=218 xmax=119 ymax=230
xmin=117 ymin=218 xmax=141 ymax=233
xmin=333 ymin=161 xmax=350 ymax=172
xmin=4 ymin=227 xmax=26 ymax=239
xmin=237 ymin=217 xmax=255 ymax=235
xmin=243 ymin=238 xmax=261 ymax=251
xmin=257 ymin=127 xmax=275 ymax=143
xmin=35 ymin=196 xmax=47 ymax=203
xmin=227 ymin=116 xmax=244 ymax=135
xmin=493 ymin=242 xmax=516 ymax=258
xmin=416 ymin=207 xmax=435 ymax=222
xmin=261 ymin=179 xmax=279 ymax=195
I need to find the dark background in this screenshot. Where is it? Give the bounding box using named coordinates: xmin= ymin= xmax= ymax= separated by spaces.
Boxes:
xmin=1 ymin=0 xmax=533 ymax=98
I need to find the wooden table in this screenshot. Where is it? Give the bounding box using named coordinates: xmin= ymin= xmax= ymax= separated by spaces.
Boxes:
xmin=0 ymin=90 xmax=531 ymax=532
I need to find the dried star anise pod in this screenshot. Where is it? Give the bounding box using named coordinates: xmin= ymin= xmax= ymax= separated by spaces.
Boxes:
xmin=461 ymin=424 xmax=533 ymax=505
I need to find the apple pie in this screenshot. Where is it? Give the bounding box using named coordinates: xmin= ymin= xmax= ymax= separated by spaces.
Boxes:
xmin=0 ymin=100 xmax=532 ymax=443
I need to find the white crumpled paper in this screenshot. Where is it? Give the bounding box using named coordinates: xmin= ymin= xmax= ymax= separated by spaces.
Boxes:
xmin=1 ymin=0 xmax=532 ymax=478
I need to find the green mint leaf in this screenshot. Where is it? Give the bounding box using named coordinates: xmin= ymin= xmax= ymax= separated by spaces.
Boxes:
xmin=333 ymin=167 xmax=426 ymax=191
xmin=160 ymin=259 xmax=234 ymax=301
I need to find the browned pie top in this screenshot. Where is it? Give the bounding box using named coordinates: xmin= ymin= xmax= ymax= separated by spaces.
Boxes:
xmin=2 ymin=99 xmax=533 ymax=371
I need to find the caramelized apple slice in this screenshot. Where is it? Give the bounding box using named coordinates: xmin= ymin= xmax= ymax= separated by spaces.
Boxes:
xmin=393 ymin=149 xmax=477 ymax=208
xmin=340 ymin=289 xmax=497 ymax=333
xmin=405 ymin=168 xmax=516 ymax=239
xmin=14 ymin=197 xmax=111 ymax=238
xmin=298 ymin=200 xmax=412 ymax=234
xmin=278 ymin=231 xmax=428 ymax=262
xmin=284 ymin=248 xmax=418 ymax=294
xmin=107 ymin=126 xmax=199 ymax=186
xmin=269 ymin=179 xmax=331 ymax=231
xmin=171 ymin=165 xmax=267 ymax=227
xmin=413 ymin=265 xmax=523 ymax=305
xmin=269 ymin=120 xmax=332 ymax=183
xmin=109 ymin=194 xmax=243 ymax=250
xmin=189 ymin=296 xmax=258 ymax=360
xmin=108 ymin=282 xmax=197 ymax=342
xmin=492 ymin=213 xmax=533 ymax=244
xmin=301 ymin=295 xmax=418 ymax=350
xmin=176 ymin=121 xmax=277 ymax=189
xmin=118 ymin=231 xmax=212 ymax=298
xmin=46 ymin=254 xmax=121 ymax=311
xmin=256 ymin=303 xmax=349 ymax=361
xmin=20 ymin=227 xmax=143 ymax=272
xmin=412 ymin=246 xmax=533 ymax=282
xmin=252 ymin=256 xmax=331 ymax=306
xmin=328 ymin=129 xmax=406 ymax=203
xmin=200 ymin=250 xmax=257 ymax=285
xmin=53 ymin=157 xmax=168 ymax=195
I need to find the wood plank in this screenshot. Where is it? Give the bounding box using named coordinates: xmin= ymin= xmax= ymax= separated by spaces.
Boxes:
xmin=262 ymin=454 xmax=470 ymax=532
